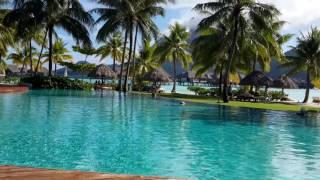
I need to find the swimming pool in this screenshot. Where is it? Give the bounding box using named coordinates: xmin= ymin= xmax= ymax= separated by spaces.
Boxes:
xmin=0 ymin=90 xmax=319 ymax=179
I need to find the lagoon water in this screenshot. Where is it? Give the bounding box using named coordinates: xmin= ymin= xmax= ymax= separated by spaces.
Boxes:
xmin=0 ymin=90 xmax=319 ymax=179
xmin=162 ymin=84 xmax=320 ymax=103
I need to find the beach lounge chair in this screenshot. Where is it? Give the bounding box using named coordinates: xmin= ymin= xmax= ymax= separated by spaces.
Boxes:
xmin=236 ymin=92 xmax=255 ymax=102
xmin=313 ymin=97 xmax=320 ymax=104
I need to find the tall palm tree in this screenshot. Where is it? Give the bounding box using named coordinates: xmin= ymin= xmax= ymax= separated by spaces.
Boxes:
xmin=194 ymin=0 xmax=280 ymax=102
xmin=93 ymin=0 xmax=167 ymax=92
xmin=128 ymin=0 xmax=166 ymax=90
xmin=96 ymin=32 xmax=123 ymax=71
xmin=93 ymin=0 xmax=131 ymax=91
xmin=283 ymin=28 xmax=320 ymax=103
xmin=43 ymin=38 xmax=72 ymax=75
xmin=192 ymin=25 xmax=232 ymax=95
xmin=0 ymin=5 xmax=14 ymax=72
xmin=154 ymin=23 xmax=192 ymax=93
xmin=5 ymin=0 xmax=93 ymax=77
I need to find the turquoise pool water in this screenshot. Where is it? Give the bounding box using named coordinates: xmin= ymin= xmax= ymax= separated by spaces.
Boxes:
xmin=0 ymin=90 xmax=319 ymax=179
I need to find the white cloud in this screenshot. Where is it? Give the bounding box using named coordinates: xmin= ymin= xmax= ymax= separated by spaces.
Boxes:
xmin=166 ymin=0 xmax=320 ymax=34
xmin=265 ymin=0 xmax=320 ymax=31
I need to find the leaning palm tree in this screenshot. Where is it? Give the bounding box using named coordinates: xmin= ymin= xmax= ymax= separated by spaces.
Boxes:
xmin=283 ymin=28 xmax=320 ymax=103
xmin=154 ymin=23 xmax=192 ymax=93
xmin=43 ymin=39 xmax=72 ymax=75
xmin=96 ymin=32 xmax=123 ymax=71
xmin=194 ymin=0 xmax=280 ymax=102
xmin=5 ymin=0 xmax=93 ymax=77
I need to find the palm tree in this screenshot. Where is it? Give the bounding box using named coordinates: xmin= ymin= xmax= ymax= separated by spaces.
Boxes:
xmin=0 ymin=6 xmax=14 ymax=73
xmin=192 ymin=25 xmax=231 ymax=95
xmin=93 ymin=0 xmax=167 ymax=92
xmin=135 ymin=39 xmax=158 ymax=76
xmin=283 ymin=28 xmax=320 ymax=103
xmin=14 ymin=30 xmax=46 ymax=74
xmin=194 ymin=0 xmax=280 ymax=102
xmin=96 ymin=32 xmax=123 ymax=71
xmin=7 ymin=47 xmax=30 ymax=73
xmin=72 ymin=45 xmax=96 ymax=62
xmin=128 ymin=0 xmax=166 ymax=90
xmin=43 ymin=38 xmax=72 ymax=75
xmin=92 ymin=0 xmax=131 ymax=91
xmin=5 ymin=0 xmax=93 ymax=77
xmin=154 ymin=23 xmax=192 ymax=93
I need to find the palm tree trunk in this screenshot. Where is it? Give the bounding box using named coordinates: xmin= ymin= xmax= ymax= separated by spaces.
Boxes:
xmin=250 ymin=54 xmax=257 ymax=92
xmin=303 ymin=69 xmax=310 ymax=103
xmin=113 ymin=58 xmax=116 ymax=72
xmin=118 ymin=29 xmax=128 ymax=91
xmin=124 ymin=24 xmax=134 ymax=93
xmin=21 ymin=62 xmax=25 ymax=74
xmin=29 ymin=39 xmax=33 ymax=74
xmin=253 ymin=51 xmax=258 ymax=71
xmin=48 ymin=25 xmax=53 ymax=77
xmin=219 ymin=65 xmax=223 ymax=96
xmin=54 ymin=63 xmax=57 ymax=76
xmin=131 ymin=24 xmax=139 ymax=89
xmin=222 ymin=16 xmax=239 ymax=103
xmin=35 ymin=28 xmax=48 ymax=74
xmin=172 ymin=54 xmax=177 ymax=93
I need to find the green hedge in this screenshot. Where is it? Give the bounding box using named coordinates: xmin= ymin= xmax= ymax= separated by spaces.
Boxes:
xmin=21 ymin=77 xmax=93 ymax=90
xmin=187 ymin=86 xmax=218 ymax=96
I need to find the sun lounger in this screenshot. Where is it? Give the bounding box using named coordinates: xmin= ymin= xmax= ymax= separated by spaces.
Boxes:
xmin=313 ymin=97 xmax=320 ymax=104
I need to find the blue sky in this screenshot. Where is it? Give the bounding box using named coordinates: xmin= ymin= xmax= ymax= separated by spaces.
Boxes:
xmin=60 ymin=0 xmax=320 ymax=65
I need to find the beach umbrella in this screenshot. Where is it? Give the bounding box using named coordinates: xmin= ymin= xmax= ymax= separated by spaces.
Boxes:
xmin=240 ymin=71 xmax=273 ymax=87
xmin=273 ymin=75 xmax=298 ymax=93
xmin=88 ymin=64 xmax=116 ymax=82
xmin=144 ymin=67 xmax=171 ymax=84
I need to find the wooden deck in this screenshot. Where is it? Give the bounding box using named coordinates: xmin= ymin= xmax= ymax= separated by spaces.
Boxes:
xmin=0 ymin=166 xmax=181 ymax=180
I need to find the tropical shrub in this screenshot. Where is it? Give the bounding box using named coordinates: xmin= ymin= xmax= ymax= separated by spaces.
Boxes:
xmin=188 ymin=86 xmax=203 ymax=95
xmin=21 ymin=77 xmax=93 ymax=90
xmin=269 ymin=91 xmax=286 ymax=100
xmin=198 ymin=88 xmax=211 ymax=96
xmin=0 ymin=77 xmax=21 ymax=84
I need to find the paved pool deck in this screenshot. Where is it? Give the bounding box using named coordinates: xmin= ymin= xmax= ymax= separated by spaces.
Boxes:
xmin=0 ymin=165 xmax=182 ymax=180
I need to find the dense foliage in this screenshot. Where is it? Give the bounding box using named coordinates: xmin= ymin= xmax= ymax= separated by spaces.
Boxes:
xmin=21 ymin=77 xmax=93 ymax=90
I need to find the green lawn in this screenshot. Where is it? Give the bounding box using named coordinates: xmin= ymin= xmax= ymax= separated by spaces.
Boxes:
xmin=158 ymin=93 xmax=320 ymax=112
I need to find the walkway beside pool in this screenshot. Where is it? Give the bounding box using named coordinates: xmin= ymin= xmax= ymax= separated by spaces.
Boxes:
xmin=0 ymin=165 xmax=182 ymax=180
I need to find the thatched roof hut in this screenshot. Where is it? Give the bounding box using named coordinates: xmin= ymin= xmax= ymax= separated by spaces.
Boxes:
xmin=88 ymin=64 xmax=116 ymax=79
xmin=273 ymin=76 xmax=298 ymax=89
xmin=240 ymin=71 xmax=273 ymax=87
xmin=144 ymin=67 xmax=171 ymax=83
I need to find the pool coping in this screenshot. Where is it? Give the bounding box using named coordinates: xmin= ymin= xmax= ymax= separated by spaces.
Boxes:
xmin=0 ymin=165 xmax=185 ymax=180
